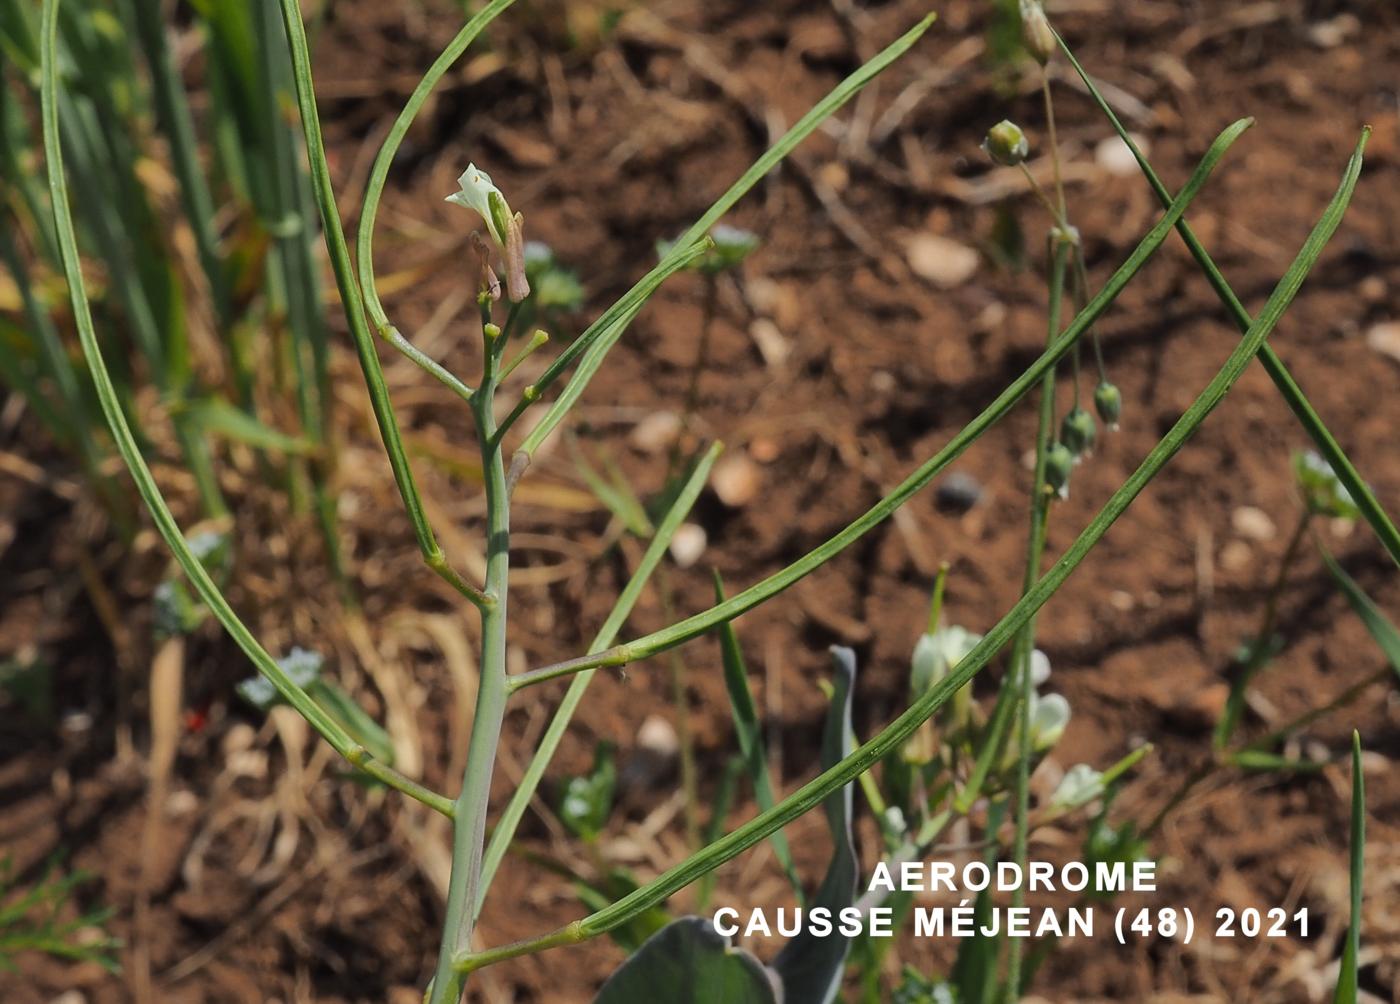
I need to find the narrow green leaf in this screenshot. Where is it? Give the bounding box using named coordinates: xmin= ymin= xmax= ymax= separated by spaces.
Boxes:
xmin=713 ymin=573 xmax=801 ymax=901
xmin=1334 ymin=731 xmax=1364 ymax=1004
xmin=183 ymin=398 xmax=316 ymax=454
xmin=1227 ymin=750 xmax=1328 ymax=773
xmin=520 ymin=14 xmax=938 ymax=458
xmin=1320 ymin=548 xmax=1400 ymax=679
xmin=309 ymin=679 xmax=395 ymax=766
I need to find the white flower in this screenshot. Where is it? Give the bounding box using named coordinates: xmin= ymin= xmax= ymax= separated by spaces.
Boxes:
xmin=446 ymin=164 xmax=506 ymax=245
xmin=1050 ymin=764 xmax=1104 ymax=809
xmin=1028 ymin=692 xmax=1070 ymax=751
xmin=911 ymin=625 xmax=982 ymax=694
xmin=1030 ymin=648 xmax=1051 ymax=687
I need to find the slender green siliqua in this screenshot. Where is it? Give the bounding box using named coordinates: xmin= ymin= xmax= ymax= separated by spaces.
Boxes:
xmin=1007 ymin=235 xmax=1069 ymax=997
xmin=509 ymin=116 xmax=1253 ymax=693
xmin=474 ymin=443 xmax=724 ymax=918
xmin=454 ymin=130 xmax=1369 ymax=976
xmin=355 ymin=0 xmax=516 ymax=405
xmin=39 ymin=0 xmax=453 ymax=820
xmin=272 ymin=0 xmax=490 ymax=611
xmin=1057 ymin=33 xmax=1400 ymax=571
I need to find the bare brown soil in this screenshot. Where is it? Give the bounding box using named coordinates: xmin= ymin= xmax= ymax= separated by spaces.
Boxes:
xmin=4 ymin=0 xmax=1400 ymax=1001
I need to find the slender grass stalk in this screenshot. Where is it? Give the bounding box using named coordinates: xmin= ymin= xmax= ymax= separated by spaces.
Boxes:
xmin=1007 ymin=235 xmax=1069 ymax=996
xmin=509 ymin=116 xmax=1252 ymax=692
xmin=1057 ymin=33 xmax=1400 ymax=571
xmin=39 ymin=0 xmax=453 ymax=819
xmin=455 ymin=129 xmax=1368 ymax=974
xmin=129 ymin=0 xmax=232 ymax=330
xmin=515 ymin=13 xmax=938 ymax=462
xmin=272 ymin=0 xmax=490 ymax=611
xmin=474 ymin=443 xmax=724 ymax=916
xmin=1335 ymin=730 xmax=1364 ymax=1004
xmin=355 ymin=0 xmax=517 ymax=404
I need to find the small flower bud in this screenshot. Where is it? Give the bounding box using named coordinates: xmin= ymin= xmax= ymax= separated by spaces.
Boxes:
xmin=982 ymin=120 xmax=1029 ymax=167
xmin=1020 ymin=0 xmax=1056 ymax=66
xmin=1093 ymin=380 xmax=1123 ymax=429
xmin=1049 ymin=763 xmax=1104 ymax=810
xmin=1028 ymin=692 xmax=1070 ymax=752
xmin=1059 ymin=406 xmax=1097 ymax=459
xmin=1044 ymin=442 xmax=1073 ymax=499
xmin=503 ymin=211 xmax=531 ymax=304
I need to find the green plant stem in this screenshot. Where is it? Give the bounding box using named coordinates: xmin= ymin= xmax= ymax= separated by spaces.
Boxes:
xmin=355 ymin=0 xmax=518 ymax=405
xmin=39 ymin=0 xmax=452 ymax=820
xmin=1041 ymin=70 xmax=1066 ymax=220
xmin=476 ymin=444 xmax=723 ymax=915
xmin=455 ymin=124 xmax=1369 ymax=976
xmin=1058 ymin=34 xmax=1400 ymax=571
xmin=429 ymin=378 xmax=512 ymax=1004
xmin=273 ymin=0 xmax=489 ymax=611
xmin=509 ymin=117 xmax=1251 ymax=692
xmin=1007 ymin=236 xmax=1068 ymax=997
xmin=517 ymin=14 xmax=937 ymax=463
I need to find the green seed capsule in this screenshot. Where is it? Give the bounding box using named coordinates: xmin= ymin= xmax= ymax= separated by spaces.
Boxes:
xmin=983 ymin=120 xmax=1029 ymax=167
xmin=1094 ymin=380 xmax=1123 ymax=429
xmin=1044 ymin=442 xmax=1073 ymax=499
xmin=1059 ymin=406 xmax=1096 ymax=458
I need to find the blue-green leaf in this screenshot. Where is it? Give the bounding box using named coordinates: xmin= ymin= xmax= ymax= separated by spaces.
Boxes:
xmin=593 ymin=917 xmax=778 ymax=1004
xmin=771 ymin=646 xmax=859 ymax=1004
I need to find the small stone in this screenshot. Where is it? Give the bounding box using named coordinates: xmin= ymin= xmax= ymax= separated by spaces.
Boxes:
xmin=49 ymin=993 xmax=86 ymax=1004
xmin=1220 ymin=539 xmax=1254 ymax=572
xmin=1108 ymin=590 xmax=1135 ymax=612
xmin=1232 ymin=506 xmax=1277 ymax=542
xmin=1358 ymin=276 xmax=1386 ymax=304
xmin=905 ymin=233 xmax=980 ymax=288
xmin=749 ymin=437 xmax=781 ymax=463
xmin=1366 ymin=321 xmax=1400 ymax=365
xmin=630 ymin=411 xmax=681 ymax=454
xmin=935 ymin=471 xmax=983 ymax=514
xmin=1095 ymin=134 xmax=1148 ymax=177
xmin=1307 ymin=13 xmax=1359 ymax=48
xmin=711 ymin=453 xmax=760 ymax=507
xmin=669 ymin=523 xmax=707 ymax=569
xmin=636 ymin=715 xmax=679 ymax=758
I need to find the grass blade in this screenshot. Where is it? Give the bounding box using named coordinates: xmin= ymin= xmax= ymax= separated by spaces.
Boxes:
xmin=1334 ymin=730 xmax=1364 ymax=1004
xmin=1058 ymin=31 xmax=1400 ymax=571
xmin=454 ymin=129 xmax=1369 ymax=973
xmin=714 ymin=572 xmax=803 ymax=901
xmin=1320 ymin=548 xmax=1400 ymax=679
xmin=40 ymin=0 xmax=452 ymax=819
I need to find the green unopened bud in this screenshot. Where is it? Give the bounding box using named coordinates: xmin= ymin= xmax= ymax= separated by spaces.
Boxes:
xmin=1044 ymin=442 xmax=1073 ymax=499
xmin=1060 ymin=406 xmax=1096 ymax=459
xmin=1020 ymin=0 xmax=1056 ymax=65
xmin=982 ymin=120 xmax=1029 ymax=167
xmin=1093 ymin=380 xmax=1123 ymax=429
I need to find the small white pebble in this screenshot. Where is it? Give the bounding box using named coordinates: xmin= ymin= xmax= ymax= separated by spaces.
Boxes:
xmin=669 ymin=523 xmax=707 ymax=569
